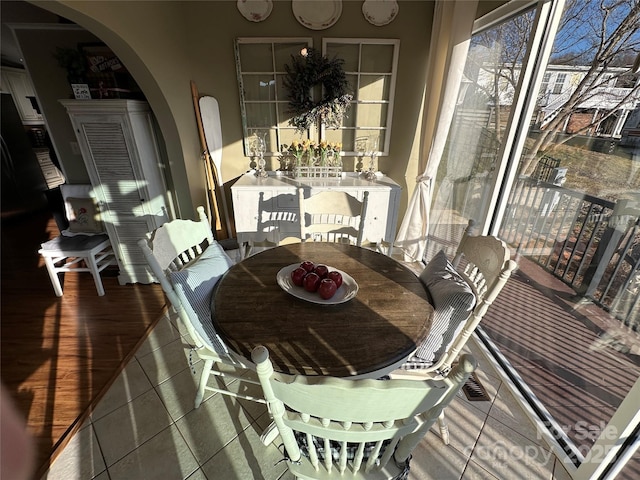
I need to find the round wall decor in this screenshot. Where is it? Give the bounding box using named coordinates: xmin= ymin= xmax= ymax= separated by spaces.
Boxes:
xmin=237 ymin=0 xmax=273 ymax=22
xmin=292 ymin=0 xmax=342 ymax=30
xmin=362 ymin=0 xmax=399 ymax=26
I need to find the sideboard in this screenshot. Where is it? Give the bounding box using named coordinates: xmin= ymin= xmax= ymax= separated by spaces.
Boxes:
xmin=231 ymin=172 xmax=401 ymax=246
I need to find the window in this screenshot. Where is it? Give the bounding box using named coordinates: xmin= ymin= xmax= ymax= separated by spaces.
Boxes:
xmin=323 ymin=38 xmax=400 ymax=155
xmin=426 ymin=0 xmax=640 ymax=475
xmin=236 ymin=38 xmax=400 ymax=157
xmin=615 ymin=71 xmax=639 ymax=88
xmin=552 ymin=72 xmax=566 ymax=94
xmin=235 ymin=37 xmax=312 ymax=156
xmin=540 ymin=72 xmax=551 ymax=92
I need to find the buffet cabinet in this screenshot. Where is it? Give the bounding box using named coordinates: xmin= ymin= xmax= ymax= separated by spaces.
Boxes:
xmin=61 ymin=99 xmax=170 ymax=284
xmin=231 ymin=172 xmax=401 ymax=246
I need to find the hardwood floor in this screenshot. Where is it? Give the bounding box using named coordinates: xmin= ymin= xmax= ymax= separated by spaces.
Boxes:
xmin=1 ymin=207 xmax=167 ymax=477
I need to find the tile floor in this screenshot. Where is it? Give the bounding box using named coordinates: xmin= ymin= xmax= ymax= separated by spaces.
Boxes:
xmin=41 ymin=309 xmax=577 ymax=480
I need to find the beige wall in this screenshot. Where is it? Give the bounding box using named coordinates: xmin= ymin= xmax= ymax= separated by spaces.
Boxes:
xmin=20 ymin=0 xmax=434 ymax=223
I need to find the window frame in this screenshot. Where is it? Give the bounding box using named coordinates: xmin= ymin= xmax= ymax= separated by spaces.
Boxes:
xmin=322 ymin=38 xmax=400 ymax=156
xmin=235 ymin=37 xmax=400 ymax=157
xmin=235 ymin=37 xmax=313 ymax=157
xmin=552 ymin=72 xmax=566 ymax=94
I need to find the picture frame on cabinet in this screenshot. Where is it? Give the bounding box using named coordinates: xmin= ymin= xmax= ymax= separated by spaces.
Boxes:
xmin=78 ymin=42 xmax=144 ymax=100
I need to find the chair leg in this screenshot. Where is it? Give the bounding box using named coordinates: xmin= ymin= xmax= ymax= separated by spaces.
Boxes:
xmin=438 ymin=410 xmax=450 ymax=445
xmin=195 ymin=359 xmax=214 ymax=408
xmin=42 ymin=255 xmax=64 ymax=297
xmin=85 ymin=255 xmax=106 ymax=296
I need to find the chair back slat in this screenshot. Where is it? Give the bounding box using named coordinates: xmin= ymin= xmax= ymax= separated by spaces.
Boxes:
xmin=323 ymin=437 xmax=332 ymax=472
xmin=299 ymin=188 xmax=369 ymax=247
xmin=338 ymin=440 xmax=348 ymax=473
xmin=353 ymin=443 xmax=365 ymax=472
xmin=307 ymin=432 xmax=320 ymax=470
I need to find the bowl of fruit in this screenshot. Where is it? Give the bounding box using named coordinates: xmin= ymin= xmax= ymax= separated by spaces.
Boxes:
xmin=276 ymin=260 xmax=358 ymax=304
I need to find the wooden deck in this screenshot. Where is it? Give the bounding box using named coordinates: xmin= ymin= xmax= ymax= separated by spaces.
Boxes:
xmin=480 ymin=256 xmax=640 ymax=476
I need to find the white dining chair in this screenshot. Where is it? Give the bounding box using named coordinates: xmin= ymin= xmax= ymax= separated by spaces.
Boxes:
xmin=253 ymin=345 xmax=476 ymax=479
xmin=298 ymin=187 xmax=369 ymax=246
xmin=138 ymin=206 xmax=265 ymax=408
xmin=391 ymin=219 xmax=517 ymax=443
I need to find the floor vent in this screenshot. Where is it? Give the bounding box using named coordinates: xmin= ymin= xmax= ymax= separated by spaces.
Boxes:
xmin=462 ymin=372 xmax=490 ymax=402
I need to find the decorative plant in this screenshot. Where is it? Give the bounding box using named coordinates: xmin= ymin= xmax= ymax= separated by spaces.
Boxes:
xmin=282 ymin=139 xmax=343 ymax=168
xmin=283 ymin=47 xmax=353 ymax=133
xmin=53 ymin=47 xmax=87 ymax=84
xmin=282 ymin=139 xmax=310 ymax=167
xmin=314 ymin=141 xmax=342 ymax=166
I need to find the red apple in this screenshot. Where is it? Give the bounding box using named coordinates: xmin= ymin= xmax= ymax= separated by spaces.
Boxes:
xmin=303 ymin=272 xmax=321 ymax=292
xmin=327 ymin=271 xmax=343 ymax=289
xmin=318 ymin=278 xmax=338 ymax=299
xmin=290 ymin=267 xmax=307 ymax=287
xmin=300 ymin=260 xmax=315 ymax=273
xmin=314 ymin=264 xmax=329 ymax=279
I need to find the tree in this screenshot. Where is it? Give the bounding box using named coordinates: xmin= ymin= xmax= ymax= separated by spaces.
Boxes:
xmin=521 ymin=0 xmax=640 ymax=175
xmin=467 ymin=9 xmax=535 ymax=141
xmin=468 ymin=0 xmax=640 ymax=176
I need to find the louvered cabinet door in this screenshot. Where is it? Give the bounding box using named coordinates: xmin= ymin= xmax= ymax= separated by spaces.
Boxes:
xmin=61 ymin=100 xmax=170 ymax=285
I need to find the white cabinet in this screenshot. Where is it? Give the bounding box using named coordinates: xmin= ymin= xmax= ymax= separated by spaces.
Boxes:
xmin=61 ymin=99 xmax=170 ymax=284
xmin=1 ymin=67 xmax=43 ymax=125
xmin=231 ymin=172 xmax=401 ymax=245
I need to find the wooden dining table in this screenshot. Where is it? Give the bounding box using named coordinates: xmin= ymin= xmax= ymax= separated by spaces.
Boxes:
xmin=211 ymin=242 xmax=434 ymax=378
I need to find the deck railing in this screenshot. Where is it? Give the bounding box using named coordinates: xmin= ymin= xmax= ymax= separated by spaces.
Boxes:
xmin=498 ymin=176 xmax=639 ymax=327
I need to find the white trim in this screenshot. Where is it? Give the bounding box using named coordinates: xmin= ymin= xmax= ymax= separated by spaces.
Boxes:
xmin=473 ymin=0 xmax=540 ymax=33
xmin=323 ymin=38 xmax=401 ymax=156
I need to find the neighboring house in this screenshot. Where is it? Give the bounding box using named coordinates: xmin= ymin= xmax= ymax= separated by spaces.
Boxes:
xmin=537 ymin=65 xmax=640 ymax=138
xmin=476 ymin=63 xmax=640 ymax=139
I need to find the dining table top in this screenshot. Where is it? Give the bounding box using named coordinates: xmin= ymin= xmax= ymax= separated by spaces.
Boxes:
xmin=211 ymin=242 xmax=433 ymax=378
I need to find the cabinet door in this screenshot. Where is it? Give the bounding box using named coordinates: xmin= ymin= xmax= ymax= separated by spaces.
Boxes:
xmin=2 ymin=69 xmax=43 ymax=125
xmin=75 ymin=116 xmax=158 ymax=283
xmin=361 ymin=190 xmax=393 ymax=244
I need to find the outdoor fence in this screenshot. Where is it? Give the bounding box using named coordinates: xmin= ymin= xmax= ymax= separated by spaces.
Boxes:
xmin=499 ymin=175 xmax=640 ymax=327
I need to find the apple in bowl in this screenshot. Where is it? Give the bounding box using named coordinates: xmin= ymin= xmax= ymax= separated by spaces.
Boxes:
xmin=318 ymin=278 xmax=338 ymax=299
xmin=303 ymin=272 xmax=322 ymax=292
xmin=314 ymin=264 xmax=329 ymax=279
xmin=290 ymin=267 xmax=308 ymax=287
xmin=300 ymin=261 xmax=315 ymax=273
xmin=327 ymin=271 xmax=343 ymax=289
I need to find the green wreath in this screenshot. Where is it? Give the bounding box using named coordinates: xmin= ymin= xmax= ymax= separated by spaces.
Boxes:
xmin=283 ymin=47 xmax=353 ymax=133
